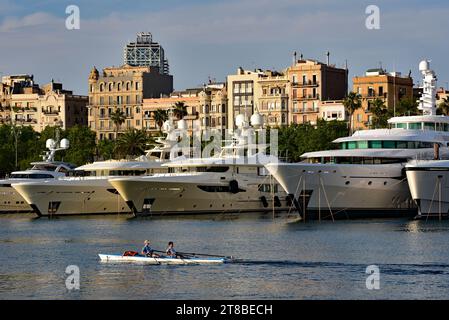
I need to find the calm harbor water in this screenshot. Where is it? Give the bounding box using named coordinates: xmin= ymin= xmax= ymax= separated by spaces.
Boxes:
xmin=1 ymin=213 xmax=449 ymax=299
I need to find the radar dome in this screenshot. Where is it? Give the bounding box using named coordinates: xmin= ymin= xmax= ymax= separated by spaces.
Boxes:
xmin=235 ymin=114 xmax=245 ymax=128
xmin=177 ymin=119 xmax=187 ymax=130
xmin=60 ymin=138 xmax=70 ymax=149
xmin=419 ymin=60 xmax=429 ymax=72
xmin=162 ymin=120 xmax=172 ymax=132
xmin=250 ymin=113 xmax=263 ymax=129
xmin=46 ymin=139 xmax=56 ymax=150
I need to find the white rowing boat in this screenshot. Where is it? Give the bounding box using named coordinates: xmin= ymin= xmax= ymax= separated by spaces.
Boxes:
xmin=98 ymin=254 xmax=230 ymax=265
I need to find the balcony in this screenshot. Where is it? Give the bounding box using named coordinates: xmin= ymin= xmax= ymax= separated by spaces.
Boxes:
xmin=291 ymin=80 xmax=319 ymax=88
xmin=293 ymin=94 xmax=320 ymax=100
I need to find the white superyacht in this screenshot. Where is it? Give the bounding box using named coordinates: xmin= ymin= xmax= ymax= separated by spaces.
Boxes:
xmin=405 ymin=61 xmax=449 ymax=218
xmin=265 ymin=60 xmax=449 ymax=219
xmin=12 ymin=118 xmax=183 ymax=217
xmin=0 ymin=138 xmax=75 ymax=213
xmin=108 ymin=114 xmax=291 ymax=216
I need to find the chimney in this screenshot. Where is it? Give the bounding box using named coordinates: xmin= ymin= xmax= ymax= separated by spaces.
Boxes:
xmin=293 ymin=51 xmax=297 ymax=65
xmin=326 ymin=51 xmax=330 ymax=66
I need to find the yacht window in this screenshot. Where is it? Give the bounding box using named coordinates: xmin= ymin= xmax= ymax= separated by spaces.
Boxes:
xmin=148 ymin=151 xmax=161 ymax=159
xmin=382 ymin=141 xmax=396 ymax=148
xmin=409 ymin=122 xmax=422 ymax=130
xmin=445 ymin=123 xmax=449 ymax=131
xmin=196 ymin=166 xmax=229 ymax=173
xmin=396 ymin=123 xmax=407 ymax=129
xmin=357 ymin=141 xmax=368 ymax=149
xmin=368 ymin=140 xmax=382 ymax=148
xmin=423 ymin=122 xmax=435 ymax=130
xmin=164 ymin=153 xmax=170 ymax=160
xmin=396 ymin=141 xmax=408 ymax=149
xmin=347 ymin=142 xmax=357 ymax=149
xmin=197 ymin=185 xmax=231 ymax=192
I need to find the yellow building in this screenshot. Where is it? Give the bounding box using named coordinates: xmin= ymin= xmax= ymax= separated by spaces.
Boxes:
xmin=142 ymin=83 xmax=227 ymax=134
xmin=87 ymin=65 xmax=173 ymax=140
xmin=0 ymin=75 xmax=87 ymax=132
xmin=352 ymin=69 xmax=413 ymax=130
xmin=286 ymin=58 xmax=348 ymax=125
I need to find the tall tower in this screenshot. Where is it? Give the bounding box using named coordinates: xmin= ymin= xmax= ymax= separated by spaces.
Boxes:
xmin=123 ymin=32 xmax=170 ymax=75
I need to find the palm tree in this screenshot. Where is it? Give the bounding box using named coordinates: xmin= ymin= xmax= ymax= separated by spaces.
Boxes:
xmin=110 ymin=108 xmax=126 ymax=139
xmin=115 ymin=128 xmax=149 ymax=158
xmin=153 ymin=109 xmax=168 ymax=132
xmin=343 ymin=91 xmax=362 ymax=134
xmin=396 ymin=97 xmax=419 ymax=116
xmin=172 ymin=101 xmax=188 ymax=120
xmin=370 ymin=98 xmax=388 ymax=128
xmin=437 ymin=97 xmax=449 ymax=115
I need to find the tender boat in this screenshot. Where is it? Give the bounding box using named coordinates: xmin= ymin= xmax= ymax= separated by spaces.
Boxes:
xmin=98 ymin=254 xmax=230 ymax=265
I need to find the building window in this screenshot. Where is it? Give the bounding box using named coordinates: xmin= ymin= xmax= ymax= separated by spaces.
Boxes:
xmin=135 ymin=82 xmax=140 ymax=90
xmin=109 ymin=83 xmax=113 ymax=91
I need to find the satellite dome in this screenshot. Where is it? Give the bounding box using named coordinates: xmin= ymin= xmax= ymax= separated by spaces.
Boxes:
xmin=177 ymin=119 xmax=187 ymax=130
xmin=162 ymin=120 xmax=172 ymax=132
xmin=46 ymin=139 xmax=56 ymax=150
xmin=250 ymin=113 xmax=263 ymax=128
xmin=235 ymin=114 xmax=245 ymax=128
xmin=419 ymin=60 xmax=429 ymax=72
xmin=60 ymin=138 xmax=70 ymax=149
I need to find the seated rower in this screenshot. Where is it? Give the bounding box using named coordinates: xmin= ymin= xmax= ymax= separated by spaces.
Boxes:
xmin=141 ymin=240 xmax=160 ymax=257
xmin=165 ymin=241 xmax=177 ymax=258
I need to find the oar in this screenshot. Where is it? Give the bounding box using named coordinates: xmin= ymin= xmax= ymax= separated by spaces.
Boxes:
xmin=154 ymin=249 xmax=232 ymax=259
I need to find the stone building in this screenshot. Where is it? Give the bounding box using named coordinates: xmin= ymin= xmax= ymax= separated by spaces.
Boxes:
xmin=0 ymin=74 xmax=87 ymax=131
xmin=87 ymin=65 xmax=173 ymax=140
xmin=352 ymin=69 xmax=413 ymax=130
xmin=286 ymin=58 xmax=348 ymax=125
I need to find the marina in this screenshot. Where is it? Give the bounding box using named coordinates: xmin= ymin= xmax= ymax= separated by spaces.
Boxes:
xmin=1 ymin=0 xmax=449 ymax=303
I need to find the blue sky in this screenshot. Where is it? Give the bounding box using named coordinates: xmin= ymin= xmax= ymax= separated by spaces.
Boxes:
xmin=0 ymin=0 xmax=448 ymax=95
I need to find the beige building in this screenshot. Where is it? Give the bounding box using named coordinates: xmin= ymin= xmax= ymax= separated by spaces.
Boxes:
xmin=352 ymin=69 xmax=413 ymax=130
xmin=87 ymin=65 xmax=173 ymax=140
xmin=257 ymin=72 xmax=289 ymax=127
xmin=0 ymin=75 xmax=87 ymax=131
xmin=142 ymin=83 xmax=227 ymax=134
xmin=286 ymin=58 xmax=348 ymax=125
xmin=320 ymin=100 xmax=347 ymax=121
xmin=227 ymin=68 xmax=291 ymax=128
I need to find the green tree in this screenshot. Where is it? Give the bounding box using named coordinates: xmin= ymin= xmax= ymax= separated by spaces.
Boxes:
xmin=343 ymin=92 xmax=362 ymax=135
xmin=97 ymin=139 xmax=116 ymax=160
xmin=63 ymin=125 xmax=97 ymax=165
xmin=370 ymin=98 xmax=389 ymax=128
xmin=437 ymin=97 xmax=449 ymax=115
xmin=110 ymin=108 xmax=126 ymax=139
xmin=173 ymin=101 xmax=188 ymax=120
xmin=153 ymin=109 xmax=168 ymax=132
xmin=114 ymin=128 xmax=149 ymax=158
xmin=395 ymin=97 xmax=419 ymax=116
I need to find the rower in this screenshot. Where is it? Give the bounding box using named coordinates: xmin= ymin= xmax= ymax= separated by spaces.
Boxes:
xmin=166 ymin=241 xmax=177 ymax=258
xmin=141 ymin=240 xmax=160 ymax=257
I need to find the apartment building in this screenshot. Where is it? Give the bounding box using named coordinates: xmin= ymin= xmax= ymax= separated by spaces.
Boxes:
xmin=286 ymin=59 xmax=348 ymax=125
xmin=87 ymin=65 xmax=173 ymax=140
xmin=142 ymin=83 xmax=227 ymax=134
xmin=0 ymin=75 xmax=87 ymax=132
xmin=352 ymin=69 xmax=413 ymax=130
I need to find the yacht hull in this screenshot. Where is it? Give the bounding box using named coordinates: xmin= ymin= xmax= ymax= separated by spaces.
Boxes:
xmin=0 ymin=185 xmax=31 ymax=212
xmin=109 ymin=175 xmax=291 ymax=216
xmin=406 ymin=163 xmax=449 ymax=218
xmin=12 ymin=179 xmax=132 ymax=217
xmin=265 ymin=162 xmax=416 ymax=219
